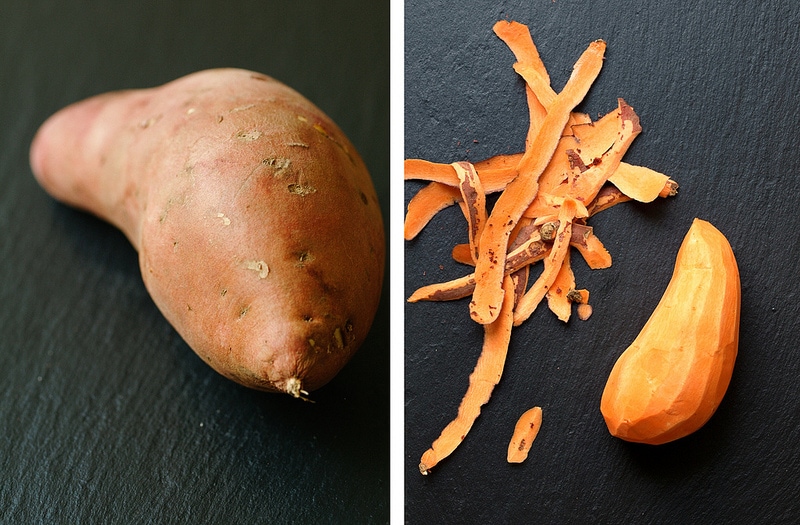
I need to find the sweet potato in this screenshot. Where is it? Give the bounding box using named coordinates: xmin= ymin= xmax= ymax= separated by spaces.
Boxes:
xmin=30 ymin=68 xmax=385 ymax=397
xmin=600 ymin=219 xmax=739 ymax=444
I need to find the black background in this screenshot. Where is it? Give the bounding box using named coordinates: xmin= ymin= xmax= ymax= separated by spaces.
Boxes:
xmin=1 ymin=1 xmax=389 ymax=523
xmin=406 ymin=0 xmax=800 ymax=523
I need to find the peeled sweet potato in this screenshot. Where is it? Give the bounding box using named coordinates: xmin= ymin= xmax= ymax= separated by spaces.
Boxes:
xmin=30 ymin=68 xmax=385 ymax=397
xmin=600 ymin=219 xmax=739 ymax=444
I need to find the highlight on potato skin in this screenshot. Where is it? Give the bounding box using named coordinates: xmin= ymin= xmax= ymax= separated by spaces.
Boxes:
xmin=600 ymin=218 xmax=740 ymax=445
xmin=30 ymin=68 xmax=385 ymax=396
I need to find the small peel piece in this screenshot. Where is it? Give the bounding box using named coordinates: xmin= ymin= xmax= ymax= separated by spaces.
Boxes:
xmin=608 ymin=162 xmax=673 ymax=203
xmin=507 ymin=406 xmax=543 ymax=463
xmin=577 ymin=302 xmax=593 ymax=321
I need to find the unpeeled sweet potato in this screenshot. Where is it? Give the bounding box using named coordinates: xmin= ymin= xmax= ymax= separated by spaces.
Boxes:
xmin=30 ymin=68 xmax=385 ymax=397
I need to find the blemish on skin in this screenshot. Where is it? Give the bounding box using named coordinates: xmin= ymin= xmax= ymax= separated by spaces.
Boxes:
xmin=297 ymin=115 xmax=308 ymax=123
xmin=308 ymin=338 xmax=316 ymax=348
xmin=244 ymin=260 xmax=269 ymax=279
xmin=288 ymin=183 xmax=316 ymax=196
xmin=566 ymin=289 xmax=584 ymax=303
xmin=286 ymin=141 xmax=310 ymax=148
xmin=262 ymin=157 xmax=291 ymax=177
xmin=333 ymin=327 xmax=344 ymax=349
xmin=313 ymin=123 xmax=355 ymax=164
xmin=296 ymin=251 xmax=315 ymax=267
xmin=540 ymin=221 xmax=559 ymax=242
xmin=216 ymin=212 xmax=231 ymax=226
xmin=139 ymin=114 xmax=162 ymax=128
xmin=186 ymin=107 xmax=196 ymax=115
xmin=220 ymin=288 xmax=228 ymax=297
xmin=360 ymin=191 xmax=368 ymax=205
xmin=238 ymin=305 xmax=250 ymax=319
xmin=236 ymin=129 xmax=262 ymax=141
xmin=229 ymin=104 xmax=256 ymax=113
xmin=313 ymin=123 xmax=331 ymax=137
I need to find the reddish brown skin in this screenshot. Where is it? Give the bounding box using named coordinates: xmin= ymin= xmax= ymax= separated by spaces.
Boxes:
xmin=30 ymin=69 xmax=385 ymax=396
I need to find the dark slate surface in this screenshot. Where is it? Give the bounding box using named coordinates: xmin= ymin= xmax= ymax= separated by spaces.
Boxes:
xmin=0 ymin=1 xmax=389 ymax=523
xmin=405 ymin=1 xmax=800 ymax=523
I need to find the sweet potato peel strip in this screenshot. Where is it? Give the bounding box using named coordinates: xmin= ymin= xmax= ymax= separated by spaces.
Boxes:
xmin=452 ymin=161 xmax=487 ymax=263
xmin=404 ymin=181 xmax=461 ymax=240
xmin=402 ymin=156 xmax=675 ymax=238
xmin=419 ymin=275 xmax=516 ymax=475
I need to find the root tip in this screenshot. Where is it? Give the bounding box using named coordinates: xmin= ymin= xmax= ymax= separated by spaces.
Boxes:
xmin=285 ymin=377 xmax=313 ymax=402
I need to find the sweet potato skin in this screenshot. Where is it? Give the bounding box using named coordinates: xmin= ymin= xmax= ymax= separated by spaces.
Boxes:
xmin=30 ymin=69 xmax=385 ymax=395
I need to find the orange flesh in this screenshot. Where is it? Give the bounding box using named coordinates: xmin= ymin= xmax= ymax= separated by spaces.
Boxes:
xmin=600 ymin=219 xmax=740 ymax=445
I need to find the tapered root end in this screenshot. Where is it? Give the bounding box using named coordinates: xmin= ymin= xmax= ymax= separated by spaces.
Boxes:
xmin=285 ymin=377 xmax=313 ymax=401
